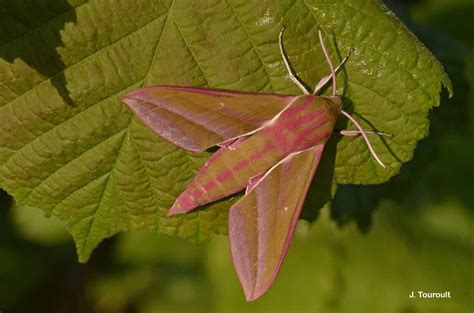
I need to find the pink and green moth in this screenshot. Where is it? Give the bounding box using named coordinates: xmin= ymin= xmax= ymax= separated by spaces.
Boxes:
xmin=122 ymin=27 xmax=387 ymax=301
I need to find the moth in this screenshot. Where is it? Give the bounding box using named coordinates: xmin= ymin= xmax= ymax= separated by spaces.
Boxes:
xmin=122 ymin=27 xmax=387 ymax=301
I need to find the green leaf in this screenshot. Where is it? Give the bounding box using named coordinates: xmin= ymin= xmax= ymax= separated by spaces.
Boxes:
xmin=0 ymin=0 xmax=451 ymax=261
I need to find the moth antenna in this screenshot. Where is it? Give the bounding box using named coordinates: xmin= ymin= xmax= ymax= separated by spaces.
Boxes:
xmin=279 ymin=27 xmax=311 ymax=95
xmin=313 ymin=48 xmax=354 ymax=95
xmin=318 ymin=29 xmax=337 ymax=96
xmin=341 ymin=110 xmax=386 ymax=168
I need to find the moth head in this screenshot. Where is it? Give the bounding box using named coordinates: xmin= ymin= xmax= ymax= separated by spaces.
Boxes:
xmin=325 ymin=95 xmax=343 ymax=116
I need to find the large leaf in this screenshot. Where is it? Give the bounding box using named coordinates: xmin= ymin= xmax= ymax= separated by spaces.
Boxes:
xmin=0 ymin=0 xmax=451 ymax=261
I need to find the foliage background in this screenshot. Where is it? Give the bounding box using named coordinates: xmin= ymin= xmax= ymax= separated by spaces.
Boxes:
xmin=0 ymin=0 xmax=472 ymax=312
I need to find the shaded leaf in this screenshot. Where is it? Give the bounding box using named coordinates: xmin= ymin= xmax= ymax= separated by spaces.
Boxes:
xmin=0 ymin=0 xmax=450 ymax=261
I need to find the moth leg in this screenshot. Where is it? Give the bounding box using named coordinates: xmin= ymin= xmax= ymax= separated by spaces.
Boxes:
xmin=340 ymin=110 xmax=386 ymax=168
xmin=278 ymin=27 xmax=311 ymax=95
xmin=338 ymin=129 xmax=392 ymax=137
xmin=313 ymin=49 xmax=354 ymax=95
xmin=217 ymin=136 xmax=247 ymax=150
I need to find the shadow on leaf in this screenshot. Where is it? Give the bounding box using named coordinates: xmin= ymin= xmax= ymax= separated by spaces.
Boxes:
xmin=330 ymin=3 xmax=473 ymax=232
xmin=0 ymin=0 xmax=80 ymax=105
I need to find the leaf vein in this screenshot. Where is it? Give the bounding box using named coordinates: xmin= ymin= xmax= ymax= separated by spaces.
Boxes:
xmin=144 ymin=0 xmax=175 ymax=85
xmin=81 ymin=129 xmax=128 ymax=256
xmin=24 ymin=129 xmax=128 ymax=208
xmin=1 ymin=79 xmax=143 ymax=168
xmin=170 ymin=17 xmax=210 ymax=86
xmin=6 ymin=10 xmax=168 ymax=103
xmin=225 ymin=0 xmax=274 ymax=92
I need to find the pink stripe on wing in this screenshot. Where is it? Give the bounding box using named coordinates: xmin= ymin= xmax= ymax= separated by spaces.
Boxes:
xmin=192 ymin=189 xmax=203 ymax=199
xmin=250 ymin=150 xmax=263 ymax=161
xmin=294 ymin=110 xmax=324 ymax=126
xmin=287 ymin=97 xmax=312 ymax=114
xmin=203 ymin=180 xmax=217 ymax=191
xmin=216 ymin=170 xmax=233 ymax=183
xmin=234 ymin=159 xmax=251 ymax=172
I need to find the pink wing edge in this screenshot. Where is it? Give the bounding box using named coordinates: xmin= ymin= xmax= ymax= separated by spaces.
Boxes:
xmin=124 ymin=85 xmax=295 ymax=98
xmin=122 ymin=85 xmax=297 ymax=153
xmin=228 ymin=144 xmax=325 ymax=302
